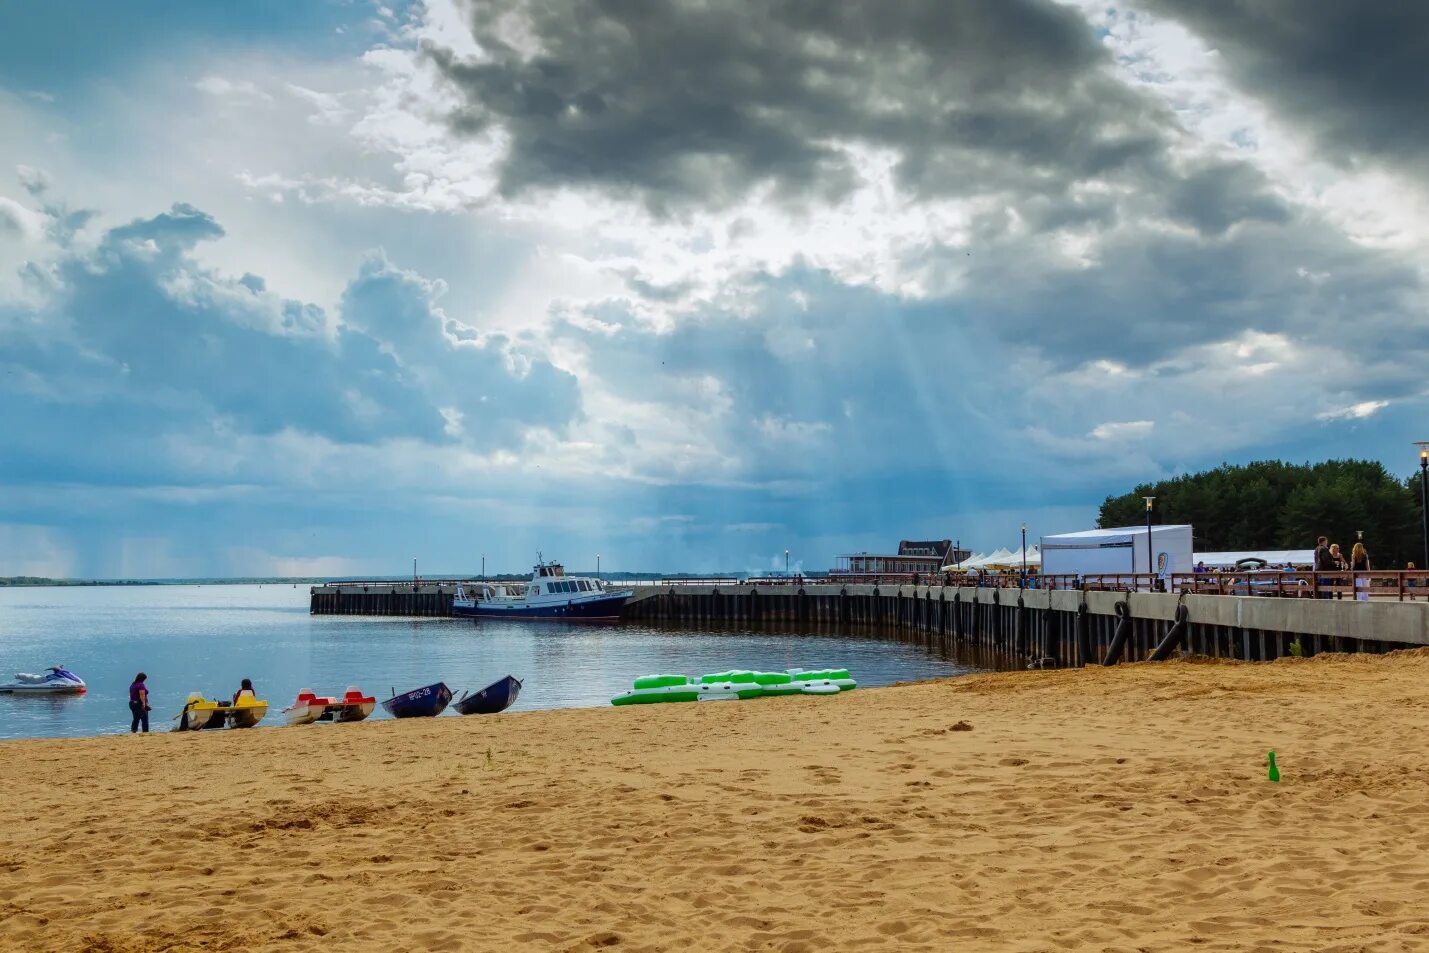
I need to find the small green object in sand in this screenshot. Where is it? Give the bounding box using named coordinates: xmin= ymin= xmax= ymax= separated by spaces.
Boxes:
xmin=1267 ymin=750 xmax=1280 ymax=783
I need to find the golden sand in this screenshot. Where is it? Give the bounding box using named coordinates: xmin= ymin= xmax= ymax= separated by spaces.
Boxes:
xmin=4 ymin=652 xmax=1429 ymax=952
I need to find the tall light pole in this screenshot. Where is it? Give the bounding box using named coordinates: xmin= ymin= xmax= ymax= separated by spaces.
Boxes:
xmin=481 ymin=554 xmax=485 ymax=579
xmin=413 ymin=555 xmax=417 ymax=584
xmin=1144 ymin=497 xmax=1155 ymax=591
xmin=1416 ymin=443 xmax=1429 ymax=570
xmin=596 ymin=553 xmax=601 ymax=579
xmin=955 ymin=538 xmax=961 ymax=570
xmin=1020 ymin=522 xmax=1027 ymax=588
xmin=785 ymin=548 xmax=790 ymax=577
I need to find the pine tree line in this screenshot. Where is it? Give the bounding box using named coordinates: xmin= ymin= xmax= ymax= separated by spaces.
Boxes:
xmin=1097 ymin=460 xmax=1425 ymax=568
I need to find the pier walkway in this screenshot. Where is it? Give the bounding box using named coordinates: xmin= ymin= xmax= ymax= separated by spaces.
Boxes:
xmin=311 ymin=577 xmax=1429 ymax=665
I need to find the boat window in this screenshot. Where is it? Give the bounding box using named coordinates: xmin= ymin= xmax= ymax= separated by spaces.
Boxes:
xmin=577 ymin=580 xmax=588 ymax=591
xmin=532 ymin=585 xmax=541 ymax=595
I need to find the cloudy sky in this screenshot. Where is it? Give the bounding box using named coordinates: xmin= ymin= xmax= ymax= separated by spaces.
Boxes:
xmin=2 ymin=0 xmax=1427 ymax=578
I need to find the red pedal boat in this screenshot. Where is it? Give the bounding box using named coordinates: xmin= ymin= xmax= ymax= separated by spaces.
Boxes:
xmin=282 ymin=687 xmax=377 ymax=726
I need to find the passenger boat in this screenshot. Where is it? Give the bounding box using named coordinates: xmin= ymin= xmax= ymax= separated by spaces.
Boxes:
xmin=283 ymin=687 xmax=377 ymax=726
xmin=175 ymin=692 xmax=269 ymax=730
xmin=453 ymin=675 xmax=522 ymax=715
xmin=381 ymin=681 xmax=452 ymax=718
xmin=452 ymin=559 xmax=631 ymax=621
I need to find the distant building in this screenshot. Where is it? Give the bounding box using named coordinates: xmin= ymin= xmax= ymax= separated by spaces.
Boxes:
xmin=834 ymin=540 xmax=970 ymax=575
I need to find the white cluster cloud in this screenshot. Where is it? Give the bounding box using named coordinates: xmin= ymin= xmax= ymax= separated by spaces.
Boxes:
xmin=3 ymin=0 xmax=1429 ymax=575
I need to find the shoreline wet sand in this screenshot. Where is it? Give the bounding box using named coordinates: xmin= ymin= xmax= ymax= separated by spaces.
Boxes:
xmin=4 ymin=652 xmax=1429 ymax=952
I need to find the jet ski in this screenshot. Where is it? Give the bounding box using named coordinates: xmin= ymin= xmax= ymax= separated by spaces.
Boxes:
xmin=0 ymin=666 xmax=87 ymax=695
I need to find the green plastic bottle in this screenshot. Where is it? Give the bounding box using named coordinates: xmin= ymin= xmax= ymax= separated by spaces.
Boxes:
xmin=1267 ymin=750 xmax=1280 ymax=783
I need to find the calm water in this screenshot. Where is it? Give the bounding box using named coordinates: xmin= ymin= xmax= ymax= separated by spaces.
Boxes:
xmin=0 ymin=584 xmax=985 ymax=741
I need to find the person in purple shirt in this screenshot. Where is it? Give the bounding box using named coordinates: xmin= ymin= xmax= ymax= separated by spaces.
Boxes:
xmin=128 ymin=673 xmax=150 ymax=733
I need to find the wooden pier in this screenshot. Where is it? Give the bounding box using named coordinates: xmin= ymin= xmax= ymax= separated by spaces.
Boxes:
xmin=310 ymin=581 xmax=1429 ymax=664
xmin=309 ymin=582 xmax=458 ymax=617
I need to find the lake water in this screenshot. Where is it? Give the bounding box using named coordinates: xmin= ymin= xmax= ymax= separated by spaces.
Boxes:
xmin=0 ymin=584 xmax=987 ymax=741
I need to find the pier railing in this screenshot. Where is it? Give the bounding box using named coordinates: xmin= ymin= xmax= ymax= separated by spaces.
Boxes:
xmin=884 ymin=570 xmax=1429 ymax=601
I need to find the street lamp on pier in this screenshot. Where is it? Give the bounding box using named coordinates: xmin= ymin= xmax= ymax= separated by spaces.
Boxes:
xmin=955 ymin=539 xmax=961 ymax=570
xmin=1144 ymin=497 xmax=1156 ymax=592
xmin=413 ymin=556 xmax=417 ymax=585
xmin=596 ymin=553 xmax=601 ymax=580
xmin=1020 ymin=523 xmax=1027 ymax=588
xmin=1416 ymin=443 xmax=1429 ymax=570
xmin=785 ymin=549 xmax=790 ymax=578
xmin=480 ymin=554 xmax=485 ymax=580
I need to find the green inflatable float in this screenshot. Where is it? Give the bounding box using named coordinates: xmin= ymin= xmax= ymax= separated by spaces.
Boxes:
xmin=610 ymin=668 xmax=856 ymax=706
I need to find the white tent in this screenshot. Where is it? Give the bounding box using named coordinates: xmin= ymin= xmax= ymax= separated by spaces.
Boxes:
xmin=970 ymin=547 xmax=1015 ymax=569
xmin=1040 ymin=525 xmax=1194 ymax=577
xmin=940 ymin=552 xmax=985 ymax=571
xmin=944 ymin=545 xmax=1042 ymax=571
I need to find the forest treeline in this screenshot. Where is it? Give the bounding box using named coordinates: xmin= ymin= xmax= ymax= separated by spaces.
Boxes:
xmin=1098 ymin=460 xmax=1424 ymax=567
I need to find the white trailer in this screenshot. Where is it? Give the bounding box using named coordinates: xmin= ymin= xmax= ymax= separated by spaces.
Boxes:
xmin=1040 ymin=525 xmax=1194 ymax=577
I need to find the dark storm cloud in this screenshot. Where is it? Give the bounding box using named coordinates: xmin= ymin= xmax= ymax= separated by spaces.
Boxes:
xmin=1145 ymin=0 xmax=1429 ymax=177
xmin=428 ymin=0 xmax=1173 ymax=211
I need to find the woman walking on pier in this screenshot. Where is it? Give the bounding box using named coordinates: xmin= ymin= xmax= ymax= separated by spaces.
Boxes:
xmin=1351 ymin=543 xmax=1372 ymax=601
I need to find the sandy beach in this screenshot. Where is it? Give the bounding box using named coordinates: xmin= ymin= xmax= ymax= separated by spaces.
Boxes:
xmin=4 ymin=653 xmax=1429 ymax=952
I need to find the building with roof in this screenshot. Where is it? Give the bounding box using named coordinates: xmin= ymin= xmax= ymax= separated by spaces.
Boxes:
xmin=834 ymin=539 xmax=971 ymax=575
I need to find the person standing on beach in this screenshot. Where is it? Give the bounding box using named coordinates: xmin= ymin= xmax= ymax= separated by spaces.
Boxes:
xmin=129 ymin=673 xmax=151 ymax=733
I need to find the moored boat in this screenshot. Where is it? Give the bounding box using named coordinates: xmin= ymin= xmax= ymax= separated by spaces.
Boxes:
xmin=453 ymin=675 xmax=523 ymax=715
xmin=610 ymin=668 xmax=856 ymax=705
xmin=282 ymin=687 xmax=377 ymax=725
xmin=453 ymin=559 xmax=631 ymax=621
xmin=175 ymin=693 xmax=268 ymax=730
xmin=329 ymin=687 xmax=377 ymax=722
xmin=381 ymin=682 xmax=452 ymax=718
xmin=175 ymin=693 xmax=220 ymax=730
xmin=284 ymin=689 xmax=336 ymax=726
xmin=0 ymin=666 xmax=87 ymax=695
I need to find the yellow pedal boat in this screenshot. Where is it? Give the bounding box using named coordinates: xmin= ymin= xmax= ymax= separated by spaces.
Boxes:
xmin=175 ymin=692 xmax=268 ymax=731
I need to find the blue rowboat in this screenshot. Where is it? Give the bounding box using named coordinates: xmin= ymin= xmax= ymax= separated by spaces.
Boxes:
xmin=453 ymin=675 xmax=522 ymax=715
xmin=381 ymin=682 xmax=452 ymax=718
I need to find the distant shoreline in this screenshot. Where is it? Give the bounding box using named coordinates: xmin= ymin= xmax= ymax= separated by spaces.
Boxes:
xmin=0 ymin=572 xmax=678 ymax=588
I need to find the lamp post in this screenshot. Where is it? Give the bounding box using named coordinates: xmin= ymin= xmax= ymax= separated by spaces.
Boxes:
xmin=1414 ymin=443 xmax=1429 ymax=567
xmin=784 ymin=548 xmax=790 ymax=578
xmin=955 ymin=538 xmax=961 ymax=570
xmin=1144 ymin=496 xmax=1155 ymax=592
xmin=480 ymin=554 xmax=485 ymax=580
xmin=596 ymin=553 xmax=601 ymax=580
xmin=1020 ymin=523 xmax=1027 ymax=589
xmin=413 ymin=556 xmax=417 ymax=585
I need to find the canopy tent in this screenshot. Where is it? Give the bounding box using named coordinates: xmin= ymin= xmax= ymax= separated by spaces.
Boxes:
xmin=942 ymin=545 xmax=1040 ymax=571
xmin=1040 ymin=525 xmax=1194 ymax=577
xmin=1194 ymin=550 xmax=1314 ymax=569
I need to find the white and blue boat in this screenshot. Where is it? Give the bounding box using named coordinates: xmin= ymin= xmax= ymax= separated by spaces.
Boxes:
xmin=453 ymin=559 xmax=632 ymax=621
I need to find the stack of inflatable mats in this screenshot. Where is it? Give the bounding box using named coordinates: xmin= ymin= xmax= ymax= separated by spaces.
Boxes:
xmin=610 ymin=668 xmax=856 ymax=706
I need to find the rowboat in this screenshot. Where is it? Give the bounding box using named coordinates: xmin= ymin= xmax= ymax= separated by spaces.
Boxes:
xmin=453 ymin=675 xmax=522 ymax=715
xmin=381 ymin=682 xmax=452 ymax=718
